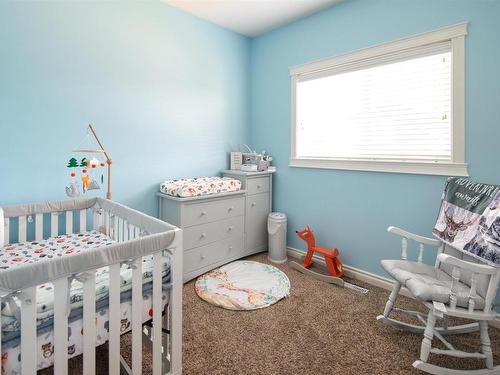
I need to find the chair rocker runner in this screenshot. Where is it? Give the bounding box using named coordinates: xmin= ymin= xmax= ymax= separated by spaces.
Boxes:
xmin=377 ymin=226 xmax=500 ymax=374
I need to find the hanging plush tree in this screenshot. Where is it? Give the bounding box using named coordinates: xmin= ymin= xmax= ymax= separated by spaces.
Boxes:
xmin=80 ymin=158 xmax=88 ymax=167
xmin=67 ymin=157 xmax=79 ymax=168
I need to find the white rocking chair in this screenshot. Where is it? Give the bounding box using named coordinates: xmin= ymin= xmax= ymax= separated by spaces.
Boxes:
xmin=377 ymin=226 xmax=500 ymax=374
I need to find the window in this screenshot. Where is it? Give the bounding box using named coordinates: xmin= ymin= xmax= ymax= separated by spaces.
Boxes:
xmin=290 ymin=23 xmax=468 ymax=176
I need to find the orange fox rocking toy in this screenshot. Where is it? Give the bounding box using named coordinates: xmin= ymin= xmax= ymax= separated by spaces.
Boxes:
xmin=290 ymin=226 xmax=345 ymax=286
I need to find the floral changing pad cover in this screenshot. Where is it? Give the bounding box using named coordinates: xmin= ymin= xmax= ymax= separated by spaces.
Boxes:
xmin=160 ymin=177 xmax=241 ymax=198
xmin=195 ymin=261 xmax=290 ymax=310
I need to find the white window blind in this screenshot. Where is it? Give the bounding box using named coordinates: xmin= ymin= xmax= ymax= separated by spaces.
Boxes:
xmin=295 ymin=43 xmax=452 ymax=162
xmin=290 ymin=22 xmax=468 ymax=176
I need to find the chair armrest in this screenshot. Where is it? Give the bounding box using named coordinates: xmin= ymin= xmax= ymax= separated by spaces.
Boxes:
xmin=387 ymin=226 xmax=442 ymax=247
xmin=437 ymin=253 xmax=499 ymax=275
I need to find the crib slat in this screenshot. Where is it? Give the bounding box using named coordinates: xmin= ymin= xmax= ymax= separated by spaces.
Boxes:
xmin=104 ymin=211 xmax=110 ymax=236
xmin=51 ymin=212 xmax=59 ymax=237
xmin=123 ymin=220 xmax=129 ymax=241
xmin=152 ymin=251 xmax=162 ymax=375
xmin=18 ymin=215 xmax=27 ymax=243
xmin=54 ymin=277 xmax=69 ymax=375
xmin=35 ymin=213 xmax=43 ymax=241
xmin=83 ymin=272 xmax=96 ymax=375
xmin=66 ymin=210 xmax=73 ymax=235
xmin=3 ymin=217 xmax=9 ymax=245
xmin=93 ymin=209 xmax=100 ymax=231
xmin=20 ymin=286 xmax=37 ymax=375
xmin=108 ymin=263 xmax=121 ymax=375
xmin=113 ymin=216 xmax=119 ymax=241
xmin=117 ymin=218 xmax=123 ymax=242
xmin=170 ymin=234 xmax=183 ymax=375
xmin=132 ymin=257 xmax=143 ymax=374
xmin=80 ymin=209 xmax=87 ymax=233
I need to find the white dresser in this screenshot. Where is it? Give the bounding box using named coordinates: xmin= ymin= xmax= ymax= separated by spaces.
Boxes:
xmin=158 ymin=170 xmax=273 ymax=282
xmin=221 ymin=170 xmax=273 ymax=255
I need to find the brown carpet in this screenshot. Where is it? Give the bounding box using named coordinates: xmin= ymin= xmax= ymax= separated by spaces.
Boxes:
xmin=179 ymin=253 xmax=499 ymax=375
xmin=43 ymin=253 xmax=499 ymax=374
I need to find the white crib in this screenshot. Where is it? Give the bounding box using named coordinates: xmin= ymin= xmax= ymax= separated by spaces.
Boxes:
xmin=0 ymin=197 xmax=183 ymax=375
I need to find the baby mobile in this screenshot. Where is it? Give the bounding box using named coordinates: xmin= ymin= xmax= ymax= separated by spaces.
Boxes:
xmin=65 ymin=124 xmax=113 ymax=199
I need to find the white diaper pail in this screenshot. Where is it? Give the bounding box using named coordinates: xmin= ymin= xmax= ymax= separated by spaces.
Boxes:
xmin=267 ymin=212 xmax=287 ymax=264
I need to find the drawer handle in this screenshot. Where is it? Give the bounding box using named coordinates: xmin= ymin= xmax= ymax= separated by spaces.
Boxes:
xmin=200 ymin=211 xmax=207 ymax=216
xmin=200 ymin=233 xmax=206 ymax=238
xmin=228 ymin=226 xmax=234 ymax=232
xmin=228 ymin=246 xmax=233 ymax=251
xmin=201 ymin=255 xmax=206 ymax=260
xmin=228 ymin=206 xmax=233 ymax=212
xmin=257 ymin=184 xmax=262 ymax=189
xmin=251 ymin=202 xmax=256 ymax=207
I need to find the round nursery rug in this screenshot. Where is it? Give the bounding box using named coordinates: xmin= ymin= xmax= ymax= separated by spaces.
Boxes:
xmin=195 ymin=261 xmax=290 ymax=310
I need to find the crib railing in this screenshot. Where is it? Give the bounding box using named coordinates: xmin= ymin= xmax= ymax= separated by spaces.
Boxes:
xmin=0 ymin=198 xmax=183 ymax=375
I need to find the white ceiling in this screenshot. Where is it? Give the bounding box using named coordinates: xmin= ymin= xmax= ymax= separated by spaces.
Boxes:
xmin=162 ymin=0 xmax=342 ymax=37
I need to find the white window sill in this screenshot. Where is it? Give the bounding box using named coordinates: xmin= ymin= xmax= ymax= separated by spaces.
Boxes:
xmin=289 ymin=158 xmax=469 ymax=177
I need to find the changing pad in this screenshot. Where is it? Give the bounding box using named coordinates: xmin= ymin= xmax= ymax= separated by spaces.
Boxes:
xmin=160 ymin=177 xmax=241 ymax=198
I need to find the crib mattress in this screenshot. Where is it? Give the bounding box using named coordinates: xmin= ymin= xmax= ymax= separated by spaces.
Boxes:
xmin=0 ymin=230 xmax=113 ymax=270
xmin=160 ymin=176 xmax=241 ymax=198
xmin=0 ymin=231 xmax=171 ymax=373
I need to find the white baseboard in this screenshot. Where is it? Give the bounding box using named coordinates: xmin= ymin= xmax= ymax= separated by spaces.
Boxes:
xmin=286 ymin=247 xmax=500 ymax=330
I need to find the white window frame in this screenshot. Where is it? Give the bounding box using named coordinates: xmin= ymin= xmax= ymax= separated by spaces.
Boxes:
xmin=289 ymin=22 xmax=468 ymax=176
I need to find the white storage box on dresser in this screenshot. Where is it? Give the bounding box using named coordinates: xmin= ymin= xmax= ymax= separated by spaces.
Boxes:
xmin=158 ymin=191 xmax=246 ymax=282
xmin=222 ymin=170 xmax=274 ymax=256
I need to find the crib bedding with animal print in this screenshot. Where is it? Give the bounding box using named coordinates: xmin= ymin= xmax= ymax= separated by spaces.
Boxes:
xmin=1 ymin=288 xmax=169 ymax=374
xmin=160 ymin=177 xmax=242 ymax=198
xmin=433 ymin=178 xmax=500 ymax=266
xmin=0 ymin=230 xmax=171 ymax=330
xmin=0 ymin=231 xmax=172 ymax=373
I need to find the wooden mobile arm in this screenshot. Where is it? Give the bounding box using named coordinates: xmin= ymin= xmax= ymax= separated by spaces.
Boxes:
xmin=88 ymin=124 xmax=112 ymax=200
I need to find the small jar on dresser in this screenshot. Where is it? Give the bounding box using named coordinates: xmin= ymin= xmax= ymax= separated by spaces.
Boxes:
xmin=221 ymin=170 xmax=274 ymax=257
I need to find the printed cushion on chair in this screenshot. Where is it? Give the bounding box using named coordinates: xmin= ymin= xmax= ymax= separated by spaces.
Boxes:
xmin=380 ymin=260 xmax=485 ymax=309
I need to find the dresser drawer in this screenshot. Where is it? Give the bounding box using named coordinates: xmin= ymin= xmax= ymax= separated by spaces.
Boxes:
xmin=247 ymin=177 xmax=270 ymax=195
xmin=183 ymin=196 xmax=244 ymax=227
xmin=183 ymin=216 xmax=243 ymax=250
xmin=184 ymin=236 xmax=244 ymax=275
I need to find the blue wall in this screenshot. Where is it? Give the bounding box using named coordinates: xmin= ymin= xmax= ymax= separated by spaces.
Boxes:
xmin=250 ymin=0 xmax=500 ymax=276
xmin=0 ymin=1 xmax=250 ymax=216
xmin=1 ymin=0 xmax=499 ymax=280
